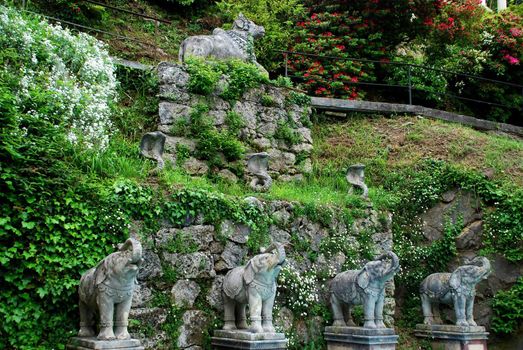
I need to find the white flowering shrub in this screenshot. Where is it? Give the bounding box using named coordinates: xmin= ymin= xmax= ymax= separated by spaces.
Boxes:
xmin=278 ymin=264 xmax=319 ymax=317
xmin=0 ymin=5 xmax=117 ymax=149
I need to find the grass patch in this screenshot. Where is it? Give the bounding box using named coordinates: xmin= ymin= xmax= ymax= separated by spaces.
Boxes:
xmin=313 ymin=114 xmax=523 ymax=186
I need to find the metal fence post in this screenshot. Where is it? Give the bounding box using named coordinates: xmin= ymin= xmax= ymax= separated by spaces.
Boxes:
xmin=284 ymin=53 xmax=288 ymax=78
xmin=408 ymin=65 xmax=413 ymax=105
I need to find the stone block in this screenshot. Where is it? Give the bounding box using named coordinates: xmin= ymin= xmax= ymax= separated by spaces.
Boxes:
xmin=415 ymin=324 xmax=489 ymax=350
xmin=211 ymin=330 xmax=288 ymax=349
xmin=159 ymin=102 xmax=191 ymax=125
xmin=171 ymin=279 xmax=201 ymax=308
xmin=324 ymin=327 xmax=398 ymax=350
xmin=66 ymin=337 xmax=144 ymax=350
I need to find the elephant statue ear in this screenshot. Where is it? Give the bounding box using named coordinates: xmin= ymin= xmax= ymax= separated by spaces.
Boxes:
xmin=357 ymin=267 xmax=370 ymax=290
xmin=449 ymin=268 xmax=462 ymax=290
xmin=94 ymin=258 xmax=109 ymax=285
xmin=243 ymin=260 xmax=256 ymax=285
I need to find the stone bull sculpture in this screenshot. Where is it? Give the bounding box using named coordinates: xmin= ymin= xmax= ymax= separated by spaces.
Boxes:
xmin=420 ymin=256 xmax=491 ymax=327
xmin=178 ymin=13 xmax=267 ymax=74
xmin=77 ymin=238 xmax=143 ymax=340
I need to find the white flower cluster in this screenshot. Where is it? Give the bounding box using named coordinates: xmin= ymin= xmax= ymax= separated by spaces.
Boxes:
xmin=0 ymin=6 xmax=117 ymax=149
xmin=278 ymin=264 xmax=319 ymax=317
xmin=480 ymin=30 xmax=495 ymax=47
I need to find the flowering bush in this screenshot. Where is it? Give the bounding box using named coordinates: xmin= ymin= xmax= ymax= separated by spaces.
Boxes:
xmin=278 ymin=264 xmax=319 ymax=317
xmin=287 ymin=0 xmax=439 ymax=99
xmin=0 ymin=5 xmax=117 ymax=149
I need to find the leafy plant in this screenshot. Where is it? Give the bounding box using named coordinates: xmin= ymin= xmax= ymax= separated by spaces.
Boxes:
xmin=491 ymin=277 xmax=523 ymax=335
xmin=274 ymin=120 xmax=302 ymax=145
xmin=186 ymin=57 xmax=222 ymax=95
xmin=260 ymin=93 xmax=277 ymax=107
xmin=185 ymin=57 xmax=268 ymax=101
xmin=286 ymin=91 xmax=311 ymax=107
xmin=273 ymin=75 xmax=293 ymax=88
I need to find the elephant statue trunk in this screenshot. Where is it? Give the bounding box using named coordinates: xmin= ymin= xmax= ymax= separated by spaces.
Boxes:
xmin=420 ymin=256 xmax=492 ymax=327
xmin=78 ymin=238 xmax=143 ymax=340
xmin=222 ymin=243 xmax=286 ymax=333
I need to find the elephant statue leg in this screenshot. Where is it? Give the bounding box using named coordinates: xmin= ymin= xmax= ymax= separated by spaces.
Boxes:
xmin=97 ymin=293 xmax=116 ymax=340
xmin=432 ymin=303 xmax=443 ymax=324
xmin=374 ymin=293 xmax=386 ymax=328
xmin=223 ymin=295 xmax=237 ymax=330
xmin=344 ymin=305 xmax=356 ymax=327
xmin=236 ymin=303 xmax=248 ymax=329
xmin=331 ymin=293 xmax=346 ymax=327
xmin=114 ymin=298 xmax=132 ymax=340
xmin=262 ymin=294 xmax=276 ymax=332
xmin=421 ymin=294 xmax=434 ymax=325
xmin=248 ymin=288 xmax=263 ymax=333
xmin=363 ymin=295 xmax=377 ymax=329
xmin=78 ymin=301 xmax=96 ymax=337
xmin=453 ymin=294 xmax=468 ymax=326
xmin=465 ymin=297 xmax=476 ymax=326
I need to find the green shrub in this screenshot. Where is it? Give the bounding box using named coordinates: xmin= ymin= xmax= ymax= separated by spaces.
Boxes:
xmin=176 ymin=103 xmax=246 ymax=168
xmin=491 ymin=277 xmax=523 ymax=335
xmin=274 ymin=121 xmax=302 ymax=145
xmin=224 ymin=111 xmax=245 ymax=135
xmin=260 ymin=93 xmax=277 ymax=107
xmin=286 ymin=91 xmax=311 ymax=107
xmin=171 ymin=116 xmax=190 ymax=137
xmin=175 ymin=143 xmax=191 ymax=166
xmin=219 ymin=59 xmax=269 ymax=100
xmin=273 ymin=75 xmax=293 ymax=88
xmin=186 ymin=57 xmax=222 ymax=95
xmin=184 ymin=57 xmax=268 ymax=101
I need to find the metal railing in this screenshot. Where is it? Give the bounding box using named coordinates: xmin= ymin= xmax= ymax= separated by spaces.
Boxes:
xmin=276 ymin=50 xmax=523 ymax=118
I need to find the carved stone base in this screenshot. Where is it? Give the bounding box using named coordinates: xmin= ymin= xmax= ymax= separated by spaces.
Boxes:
xmin=211 ymin=330 xmax=288 ymax=349
xmin=324 ymin=326 xmax=399 ymax=350
xmin=415 ymin=324 xmax=489 ymax=350
xmin=66 ymin=337 xmax=144 ymax=350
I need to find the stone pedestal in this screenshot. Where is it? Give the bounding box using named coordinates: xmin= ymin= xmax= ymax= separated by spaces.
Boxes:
xmin=324 ymin=327 xmax=399 ymax=350
xmin=66 ymin=337 xmax=144 ymax=350
xmin=415 ymin=324 xmax=489 ymax=350
xmin=211 ymin=330 xmax=288 ymax=349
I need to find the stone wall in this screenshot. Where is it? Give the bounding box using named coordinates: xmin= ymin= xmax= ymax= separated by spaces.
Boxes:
xmin=157 ymin=62 xmax=313 ymax=181
xmin=129 ymin=198 xmax=393 ymax=349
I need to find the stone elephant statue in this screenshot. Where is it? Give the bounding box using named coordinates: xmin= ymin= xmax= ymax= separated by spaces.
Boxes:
xmin=78 ymin=238 xmax=143 ymax=340
xmin=420 ymin=256 xmax=491 ymax=326
xmin=222 ymin=242 xmax=286 ymax=333
xmin=330 ymin=251 xmax=400 ymax=329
